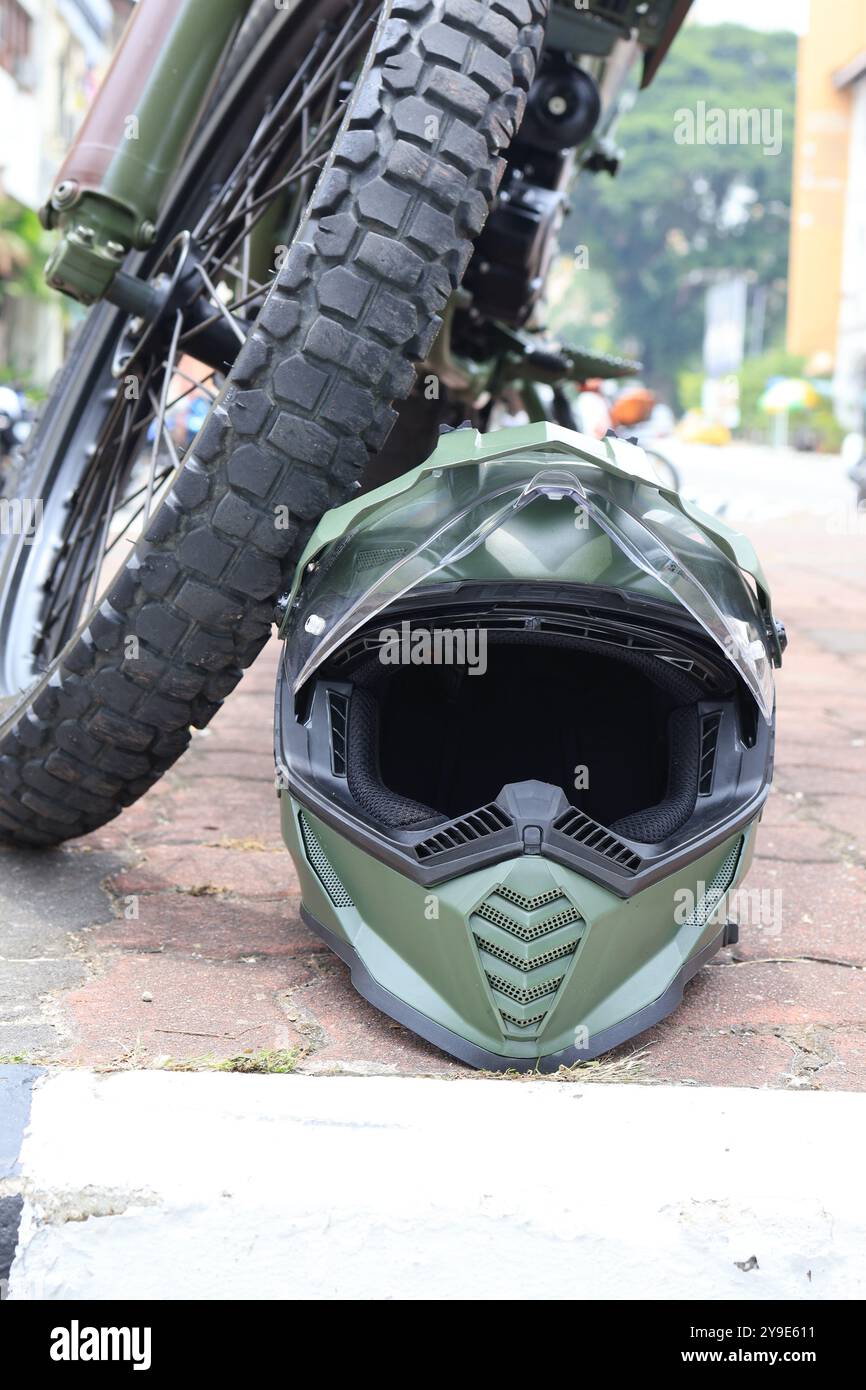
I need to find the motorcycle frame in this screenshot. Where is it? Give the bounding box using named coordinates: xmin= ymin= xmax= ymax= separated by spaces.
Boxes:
xmin=41 ymin=0 xmax=256 ymax=309
xmin=40 ymin=0 xmax=688 ymax=314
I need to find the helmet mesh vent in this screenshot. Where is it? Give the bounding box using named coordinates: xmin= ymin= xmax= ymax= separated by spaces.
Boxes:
xmin=327 ymin=690 xmax=349 ymax=777
xmin=474 ymin=899 xmax=581 ymax=941
xmin=475 ymin=935 xmax=577 ymax=972
xmin=353 ymin=544 xmax=411 ymax=573
xmin=487 ymin=973 xmax=565 ymax=1005
xmin=494 ymin=885 xmax=563 ymax=912
xmin=698 ymin=712 xmax=722 ymax=795
xmin=681 ymin=837 xmax=742 ymax=932
xmin=470 ymin=884 xmax=585 ymax=1036
xmin=414 ymin=803 xmax=513 ymax=860
xmin=553 ymin=809 xmax=642 ymax=871
xmin=299 ymin=812 xmax=355 ymax=909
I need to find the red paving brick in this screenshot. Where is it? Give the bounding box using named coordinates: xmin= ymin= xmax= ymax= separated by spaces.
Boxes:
xmin=614 ymin=1024 xmax=799 ymax=1089
xmin=735 ymin=858 xmax=866 ymax=963
xmin=799 ymin=796 xmax=866 ymax=843
xmin=755 ymin=825 xmax=839 ymax=863
xmin=92 ymin=892 xmax=316 ymax=961
xmin=822 ymin=1028 xmax=866 ymax=1089
xmin=289 ymin=957 xmax=465 ymax=1076
xmin=108 ymin=843 xmax=289 ymax=898
xmin=60 ymin=953 xmax=310 ymax=1065
xmin=674 ymin=957 xmax=864 ymax=1030
xmin=1 ymin=514 xmax=862 ymax=1089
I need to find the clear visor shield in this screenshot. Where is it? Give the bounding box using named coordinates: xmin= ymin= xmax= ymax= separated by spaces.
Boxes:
xmin=283 ymin=455 xmax=775 ymax=719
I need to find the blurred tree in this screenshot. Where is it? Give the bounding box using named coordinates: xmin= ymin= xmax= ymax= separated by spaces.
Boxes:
xmin=736 ymin=347 xmax=803 ymax=433
xmin=0 ymin=197 xmax=55 ymax=389
xmin=559 ymin=22 xmax=797 ymax=404
xmin=0 ymin=197 xmax=51 ymax=302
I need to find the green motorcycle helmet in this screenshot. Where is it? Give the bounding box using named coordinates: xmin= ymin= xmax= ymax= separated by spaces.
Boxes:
xmin=275 ymin=423 xmax=785 ymax=1071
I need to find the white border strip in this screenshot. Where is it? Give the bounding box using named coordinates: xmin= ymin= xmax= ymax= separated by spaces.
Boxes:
xmin=9 ymin=1073 xmax=866 ymax=1300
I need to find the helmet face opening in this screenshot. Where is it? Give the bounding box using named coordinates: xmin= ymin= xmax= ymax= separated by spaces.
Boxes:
xmin=277 ymin=585 xmax=771 ymax=898
xmin=360 ymin=624 xmax=712 ymax=834
xmin=275 ymin=425 xmax=782 ymax=1070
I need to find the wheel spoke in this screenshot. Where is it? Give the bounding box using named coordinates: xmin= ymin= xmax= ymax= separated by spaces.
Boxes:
xmin=192 ymin=265 xmax=247 ymax=347
xmin=203 ymin=151 xmax=331 ymax=283
xmin=196 ymin=5 xmax=373 ymax=250
xmin=80 ymin=397 xmax=139 ymax=619
xmin=168 ymin=367 xmax=219 ymax=401
xmin=144 ymin=311 xmax=185 ymax=529
xmin=26 ymin=2 xmax=379 ymax=675
xmin=179 ymin=281 xmax=270 ymax=348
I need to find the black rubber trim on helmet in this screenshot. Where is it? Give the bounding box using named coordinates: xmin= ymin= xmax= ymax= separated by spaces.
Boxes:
xmin=0 ymin=0 xmax=550 ymax=847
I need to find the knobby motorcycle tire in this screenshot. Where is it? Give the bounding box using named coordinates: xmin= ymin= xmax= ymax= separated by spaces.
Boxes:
xmin=0 ymin=0 xmax=549 ymax=846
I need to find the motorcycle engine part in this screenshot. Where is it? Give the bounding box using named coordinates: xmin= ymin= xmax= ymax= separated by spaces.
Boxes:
xmin=520 ymin=60 xmax=601 ymax=152
xmin=463 ymin=173 xmax=567 ymax=326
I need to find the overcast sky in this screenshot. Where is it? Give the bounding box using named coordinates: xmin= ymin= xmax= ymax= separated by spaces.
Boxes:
xmin=690 ymin=0 xmax=809 ymax=34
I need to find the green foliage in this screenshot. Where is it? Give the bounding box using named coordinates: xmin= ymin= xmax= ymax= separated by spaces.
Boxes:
xmin=215 ymin=1049 xmax=305 ymax=1074
xmin=677 ymin=345 xmax=841 ymax=449
xmin=0 ymin=198 xmax=52 ymax=302
xmin=736 ymin=347 xmax=842 ymax=449
xmin=547 ymin=257 xmax=618 ymax=351
xmin=558 ymin=22 xmax=798 ymax=402
xmin=803 ymin=403 xmax=844 ymax=452
xmin=736 ymin=346 xmax=803 ymax=431
xmin=676 ymin=367 xmax=704 ymax=412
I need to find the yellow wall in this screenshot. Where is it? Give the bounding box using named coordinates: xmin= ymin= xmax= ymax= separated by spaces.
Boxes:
xmin=787 ymin=0 xmax=866 ymax=363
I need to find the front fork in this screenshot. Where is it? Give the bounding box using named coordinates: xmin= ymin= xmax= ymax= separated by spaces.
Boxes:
xmin=40 ymin=0 xmax=254 ymax=313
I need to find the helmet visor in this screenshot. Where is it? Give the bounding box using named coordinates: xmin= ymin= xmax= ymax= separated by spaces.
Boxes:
xmin=284 ymin=453 xmax=775 ymax=718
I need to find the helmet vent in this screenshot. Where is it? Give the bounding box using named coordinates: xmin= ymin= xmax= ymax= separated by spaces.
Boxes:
xmin=475 ymin=934 xmax=577 ymax=972
xmin=414 ymin=803 xmax=513 ymax=860
xmin=475 ymin=898 xmax=581 ymax=942
xmin=494 ymin=885 xmax=564 ymax=913
xmin=698 ymin=712 xmax=723 ymax=795
xmin=500 ymin=1012 xmax=549 ymax=1030
xmin=299 ymin=812 xmax=355 ymax=909
xmin=680 ymin=837 xmax=742 ymax=932
xmin=327 ymin=690 xmax=349 ymax=777
xmin=354 ymin=544 xmax=412 ymax=573
xmin=470 ymin=884 xmax=585 ymax=1036
xmin=486 ymin=973 xmax=565 ymax=1005
xmin=552 ymin=808 xmax=642 ymax=871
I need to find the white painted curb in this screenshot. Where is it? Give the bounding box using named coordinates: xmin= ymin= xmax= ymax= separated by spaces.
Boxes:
xmin=8 ymin=1073 xmax=866 ymax=1300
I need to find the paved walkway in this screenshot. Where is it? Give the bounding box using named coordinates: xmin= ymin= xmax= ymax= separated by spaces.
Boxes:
xmin=1 ymin=478 xmax=864 ymax=1087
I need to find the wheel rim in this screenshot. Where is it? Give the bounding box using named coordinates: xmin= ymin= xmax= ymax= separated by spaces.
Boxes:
xmin=0 ymin=0 xmax=381 ymax=700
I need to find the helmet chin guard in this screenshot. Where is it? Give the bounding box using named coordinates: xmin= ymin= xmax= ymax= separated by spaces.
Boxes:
xmin=275 ymin=424 xmax=783 ymax=1071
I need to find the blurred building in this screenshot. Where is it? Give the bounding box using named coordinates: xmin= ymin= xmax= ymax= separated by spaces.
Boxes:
xmin=0 ymin=0 xmax=133 ymax=384
xmin=787 ymin=0 xmax=866 ymax=431
xmin=833 ymin=50 xmax=866 ymax=432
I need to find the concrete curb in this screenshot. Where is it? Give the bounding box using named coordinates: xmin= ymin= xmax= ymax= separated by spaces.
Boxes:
xmin=0 ymin=1066 xmax=42 ymax=1290
xmin=5 ymin=1072 xmax=866 ymax=1300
